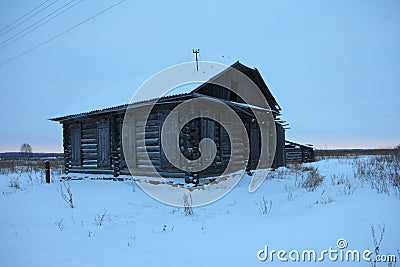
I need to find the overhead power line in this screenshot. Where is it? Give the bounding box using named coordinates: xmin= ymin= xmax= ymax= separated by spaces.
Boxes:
xmin=0 ymin=0 xmax=52 ymax=33
xmin=0 ymin=0 xmax=61 ymax=37
xmin=0 ymin=0 xmax=84 ymax=50
xmin=0 ymin=0 xmax=126 ymax=67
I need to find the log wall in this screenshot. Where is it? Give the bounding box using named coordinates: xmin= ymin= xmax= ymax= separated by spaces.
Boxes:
xmin=62 ymin=102 xmax=286 ymax=178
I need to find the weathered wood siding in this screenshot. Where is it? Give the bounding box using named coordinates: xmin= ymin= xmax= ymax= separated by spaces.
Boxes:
xmin=285 ymin=142 xmax=314 ymax=164
xmin=63 ymin=123 xmax=71 ymax=173
xmin=97 ymin=120 xmax=110 ymax=167
xmin=273 ymin=122 xmax=285 ymax=168
xmin=70 ymin=124 xmax=81 ymax=167
xmin=61 ymin=101 xmax=285 ymax=178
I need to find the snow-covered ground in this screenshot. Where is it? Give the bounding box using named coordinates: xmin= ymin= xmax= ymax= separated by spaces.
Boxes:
xmin=0 ymin=156 xmax=399 ymax=267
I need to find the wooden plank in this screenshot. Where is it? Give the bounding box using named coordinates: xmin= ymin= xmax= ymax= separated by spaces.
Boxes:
xmin=71 ymin=124 xmax=81 ymax=167
xmin=201 ymin=118 xmax=215 ymax=165
xmin=160 ymin=111 xmax=180 ymax=168
xmin=122 ymin=117 xmax=136 ymax=168
xmin=98 ymin=121 xmax=111 ymax=167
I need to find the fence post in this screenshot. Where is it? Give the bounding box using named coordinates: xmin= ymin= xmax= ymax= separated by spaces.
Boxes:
xmin=45 ymin=160 xmax=51 ymax=183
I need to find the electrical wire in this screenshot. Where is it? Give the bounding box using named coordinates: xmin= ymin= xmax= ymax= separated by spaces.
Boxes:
xmin=0 ymin=0 xmax=61 ymax=37
xmin=0 ymin=0 xmax=52 ymax=33
xmin=0 ymin=0 xmax=84 ymax=50
xmin=0 ymin=0 xmax=126 ymax=67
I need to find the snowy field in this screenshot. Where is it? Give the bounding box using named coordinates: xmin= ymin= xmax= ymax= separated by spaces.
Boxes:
xmin=0 ymin=156 xmax=399 ymax=267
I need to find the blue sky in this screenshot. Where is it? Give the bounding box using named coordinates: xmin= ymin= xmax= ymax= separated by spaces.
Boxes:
xmin=0 ymin=0 xmax=399 ymax=152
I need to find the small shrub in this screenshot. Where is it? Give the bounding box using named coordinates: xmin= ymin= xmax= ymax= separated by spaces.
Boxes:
xmin=95 ymin=210 xmax=107 ymax=226
xmin=55 ymin=219 xmax=65 ymax=231
xmin=301 ymin=168 xmax=324 ymax=191
xmin=8 ymin=177 xmax=20 ymax=189
xmin=331 ymin=174 xmax=346 ymax=185
xmin=0 ymin=159 xmax=63 ymax=176
xmin=287 ymin=191 xmax=293 ymax=201
xmin=314 ymin=196 xmax=334 ymax=205
xmin=59 ymin=181 xmax=75 ymax=208
xmin=314 ymin=192 xmax=334 ymax=205
xmin=370 ymin=224 xmax=385 ymax=267
xmin=288 ymin=163 xmax=315 ymax=173
xmin=183 ymin=194 xmax=194 ymax=216
xmin=353 ymin=154 xmax=400 ymax=198
xmin=259 ymin=197 xmax=272 ymax=215
xmin=341 ymin=179 xmax=356 ymax=195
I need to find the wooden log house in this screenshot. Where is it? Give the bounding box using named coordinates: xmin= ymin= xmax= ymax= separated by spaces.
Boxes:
xmin=51 ymin=62 xmax=296 ymax=181
xmin=285 ymin=140 xmax=315 ymax=163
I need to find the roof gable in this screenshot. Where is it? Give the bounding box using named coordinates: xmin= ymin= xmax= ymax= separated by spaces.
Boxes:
xmin=50 ymin=61 xmax=281 ymax=122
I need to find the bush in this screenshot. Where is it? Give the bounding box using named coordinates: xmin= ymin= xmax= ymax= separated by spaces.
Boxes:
xmin=353 ymin=154 xmax=400 ymax=197
xmin=301 ymin=167 xmax=324 ymax=191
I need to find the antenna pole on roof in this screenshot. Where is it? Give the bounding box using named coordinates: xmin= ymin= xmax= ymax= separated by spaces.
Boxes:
xmin=192 ymin=49 xmax=200 ymax=71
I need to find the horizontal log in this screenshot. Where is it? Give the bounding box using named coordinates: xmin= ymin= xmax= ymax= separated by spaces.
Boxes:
xmin=137 ymin=159 xmax=161 ymax=166
xmin=69 ymin=168 xmax=114 ymax=174
xmin=136 ymin=145 xmax=160 ymax=153
xmin=145 ymin=138 xmax=160 ymax=146
xmin=230 ymin=154 xmax=247 ymax=160
xmin=137 ymin=131 xmax=159 ymax=139
xmin=81 ymin=123 xmax=98 ymax=130
xmin=135 ymin=119 xmax=159 ymax=127
xmin=82 ymin=133 xmax=97 ymax=139
xmin=136 ymin=165 xmax=160 ymax=171
xmin=81 ymin=144 xmax=97 ymax=149
xmin=81 ymin=127 xmax=97 ymax=133
xmin=136 ymin=126 xmax=159 ymax=133
xmin=231 ymin=138 xmax=245 ymax=143
xmin=82 ymin=164 xmax=98 ymax=168
xmin=82 ymin=154 xmax=98 ymax=160
xmin=135 ymin=113 xmax=159 ymax=121
xmin=157 ymin=171 xmax=186 ymax=178
xmin=82 ymin=153 xmax=97 ymax=159
xmin=81 ymin=138 xmax=97 ymax=144
xmin=82 ymin=159 xmax=97 ymax=165
xmin=137 ymin=151 xmax=160 ymax=159
xmin=82 ymin=148 xmax=97 ymax=154
xmin=128 ymin=170 xmax=159 ymax=177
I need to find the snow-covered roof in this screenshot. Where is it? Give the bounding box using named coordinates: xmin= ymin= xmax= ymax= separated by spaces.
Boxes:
xmin=50 ymin=61 xmax=282 ymax=122
xmin=163 ymin=82 xmax=203 ymax=97
xmin=285 ymin=140 xmax=314 ymax=149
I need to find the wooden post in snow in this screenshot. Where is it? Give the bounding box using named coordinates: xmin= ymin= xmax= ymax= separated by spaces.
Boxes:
xmin=45 ymin=160 xmax=51 ymax=183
